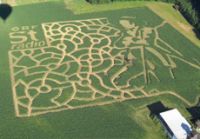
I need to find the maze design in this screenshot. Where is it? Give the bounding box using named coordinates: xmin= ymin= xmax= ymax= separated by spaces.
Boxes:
xmin=9 ymin=18 xmax=200 ymax=117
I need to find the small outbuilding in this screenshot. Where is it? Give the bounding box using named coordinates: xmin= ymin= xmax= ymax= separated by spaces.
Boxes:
xmin=159 ymin=109 xmax=192 ymax=139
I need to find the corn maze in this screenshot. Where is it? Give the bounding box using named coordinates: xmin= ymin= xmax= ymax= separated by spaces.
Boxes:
xmin=8 ymin=16 xmax=200 ymax=117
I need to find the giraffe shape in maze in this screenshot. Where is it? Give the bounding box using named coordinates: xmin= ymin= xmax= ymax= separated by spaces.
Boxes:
xmin=9 ymin=18 xmax=200 ymax=117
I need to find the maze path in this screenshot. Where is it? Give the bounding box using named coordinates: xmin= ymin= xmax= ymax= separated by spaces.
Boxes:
xmin=9 ymin=18 xmax=200 ymax=117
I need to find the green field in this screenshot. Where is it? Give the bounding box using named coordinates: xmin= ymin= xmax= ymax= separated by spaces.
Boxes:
xmin=0 ymin=1 xmax=200 ymax=139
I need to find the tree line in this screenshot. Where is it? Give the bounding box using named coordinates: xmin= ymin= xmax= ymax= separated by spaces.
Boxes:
xmin=175 ymin=0 xmax=200 ymax=35
xmin=86 ymin=0 xmax=200 ymax=35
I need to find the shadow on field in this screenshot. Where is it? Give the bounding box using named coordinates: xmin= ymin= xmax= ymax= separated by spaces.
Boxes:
xmin=147 ymin=101 xmax=170 ymax=119
xmin=0 ymin=3 xmax=12 ymax=21
xmin=187 ymin=106 xmax=200 ymax=124
xmin=187 ymin=97 xmax=200 ymax=123
xmin=193 ymin=28 xmax=200 ymax=40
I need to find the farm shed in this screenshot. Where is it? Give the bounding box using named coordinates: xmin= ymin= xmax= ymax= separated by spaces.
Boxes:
xmin=159 ymin=109 xmax=192 ymax=139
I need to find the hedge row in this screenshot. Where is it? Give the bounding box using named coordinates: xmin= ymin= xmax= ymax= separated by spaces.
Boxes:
xmin=86 ymin=0 xmax=200 ymax=34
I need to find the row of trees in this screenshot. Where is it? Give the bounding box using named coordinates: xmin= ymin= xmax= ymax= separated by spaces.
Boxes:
xmin=86 ymin=0 xmax=200 ymax=34
xmin=175 ymin=0 xmax=200 ymax=35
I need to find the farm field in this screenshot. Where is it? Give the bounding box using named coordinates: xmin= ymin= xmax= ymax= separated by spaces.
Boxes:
xmin=0 ymin=1 xmax=200 ymax=139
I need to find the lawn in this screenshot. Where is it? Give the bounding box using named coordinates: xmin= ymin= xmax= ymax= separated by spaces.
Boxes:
xmin=0 ymin=1 xmax=200 ymax=139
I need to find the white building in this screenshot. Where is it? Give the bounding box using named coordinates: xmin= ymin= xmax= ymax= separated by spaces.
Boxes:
xmin=159 ymin=109 xmax=192 ymax=139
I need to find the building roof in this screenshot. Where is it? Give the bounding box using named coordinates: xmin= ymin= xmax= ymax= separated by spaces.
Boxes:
xmin=160 ymin=109 xmax=192 ymax=139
